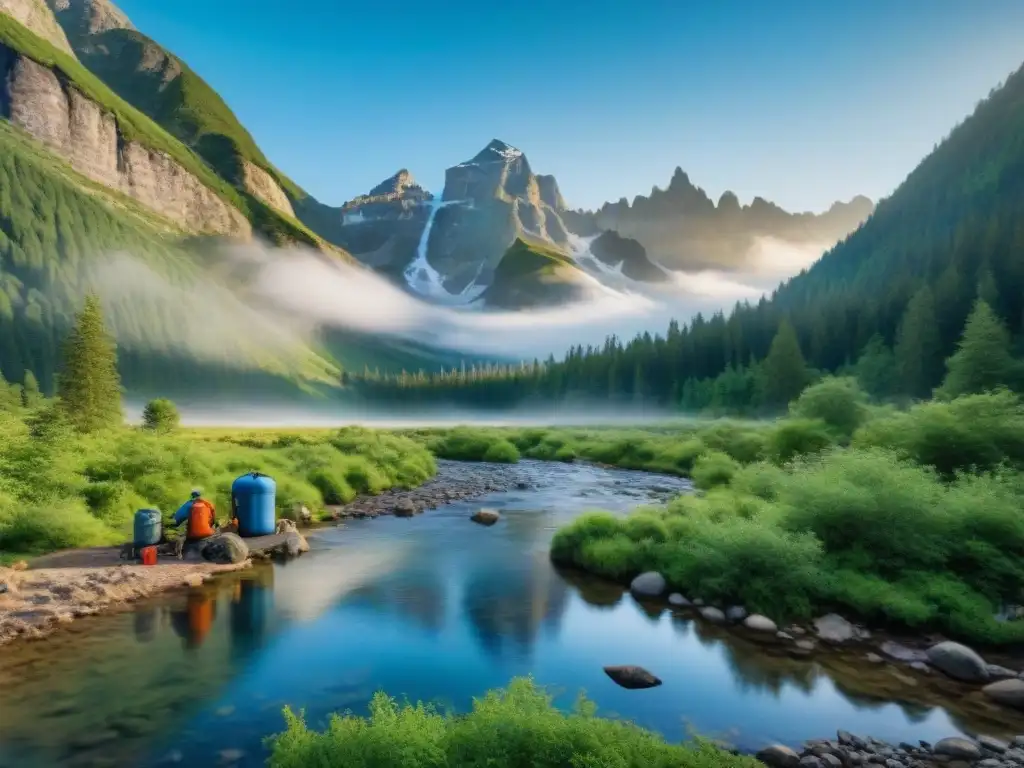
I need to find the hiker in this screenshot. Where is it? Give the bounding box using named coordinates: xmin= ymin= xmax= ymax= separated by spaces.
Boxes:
xmin=171 ymin=489 xmax=219 ymax=545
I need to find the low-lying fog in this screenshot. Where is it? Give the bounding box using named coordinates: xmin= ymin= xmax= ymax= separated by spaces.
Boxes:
xmin=90 ymin=235 xmax=829 ymax=369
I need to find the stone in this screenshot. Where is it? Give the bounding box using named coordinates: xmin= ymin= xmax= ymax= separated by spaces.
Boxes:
xmin=200 ymin=533 xmax=249 ymax=565
xmin=777 ymin=631 xmax=794 ymax=641
xmin=879 ymin=641 xmax=928 ymax=664
xmin=744 ymin=614 xmax=778 ymax=633
xmin=977 ymin=760 xmax=1002 ymax=768
xmin=866 ymin=653 xmax=884 ymax=664
xmin=699 ymin=606 xmax=726 ymax=624
xmin=820 ymin=754 xmax=843 ymax=768
xmin=983 ymin=679 xmax=1024 ymax=710
xmin=182 ymin=573 xmax=205 ymax=588
xmin=668 ymin=593 xmax=691 ymax=607
xmin=692 ymin=598 xmax=705 ymax=607
xmin=801 ymin=757 xmax=824 ymax=768
xmin=629 ymin=571 xmax=666 ymax=597
xmin=795 ymin=639 xmax=817 ymax=652
xmin=813 ymin=613 xmax=857 ymax=643
xmin=977 ymin=736 xmax=1008 ymax=754
xmin=987 ymin=664 xmax=1018 ymax=680
xmin=926 ymin=641 xmax=990 ymax=683
xmin=602 ymin=665 xmax=662 ymax=690
xmin=933 ymin=738 xmax=981 ymax=761
xmin=909 ymin=662 xmax=931 ymax=674
xmin=394 ymin=499 xmax=417 ymax=517
xmin=725 ymin=605 xmax=748 ymax=622
xmin=756 ymin=744 xmax=801 ymax=768
xmin=470 ymin=508 xmax=500 ymax=526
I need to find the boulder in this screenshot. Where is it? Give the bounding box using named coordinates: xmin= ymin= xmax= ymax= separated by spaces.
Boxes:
xmin=744 ymin=614 xmax=778 ymax=633
xmin=275 ymin=519 xmax=298 ymax=535
xmin=292 ymin=504 xmax=312 ymax=524
xmin=878 ymin=641 xmax=927 ymax=664
xmin=277 ymin=532 xmax=309 ymax=559
xmin=668 ymin=593 xmax=691 ymax=607
xmin=983 ymin=679 xmax=1024 ymax=710
xmin=987 ymin=664 xmax=1018 ymax=681
xmin=926 ymin=641 xmax=989 ymax=683
xmin=394 ymin=499 xmax=417 ymax=517
xmin=699 ymin=606 xmax=726 ymax=624
xmin=470 ymin=508 xmax=500 ymax=526
xmin=977 ymin=735 xmax=1008 ymax=753
xmin=813 ymin=614 xmax=856 ymax=643
xmin=725 ymin=605 xmax=748 ymax=622
xmin=756 ymin=744 xmax=801 ymax=768
xmin=932 ymin=737 xmax=981 ymax=761
xmin=629 ymin=572 xmax=666 ymax=597
xmin=602 ymin=665 xmax=662 ymax=690
xmin=200 ymin=533 xmax=249 ymax=565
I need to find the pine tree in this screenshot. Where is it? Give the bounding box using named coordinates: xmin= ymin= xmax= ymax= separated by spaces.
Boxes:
xmin=854 ymin=334 xmax=896 ymax=400
xmin=894 ymin=287 xmax=942 ymax=399
xmin=57 ymin=294 xmax=123 ymax=432
xmin=21 ymin=369 xmax=40 ymax=408
xmin=937 ymin=299 xmax=1019 ymax=399
xmin=759 ymin=320 xmax=809 ymax=409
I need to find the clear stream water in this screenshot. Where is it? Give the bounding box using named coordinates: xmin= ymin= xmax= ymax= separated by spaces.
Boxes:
xmin=1 ymin=461 xmax=1022 ymax=768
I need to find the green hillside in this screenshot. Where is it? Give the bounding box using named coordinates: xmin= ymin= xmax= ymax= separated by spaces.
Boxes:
xmin=0 ymin=14 xmax=333 ymax=248
xmin=481 ymin=237 xmax=588 ymax=309
xmin=0 ymin=120 xmax=483 ymax=398
xmin=355 ymin=60 xmax=1024 ymax=408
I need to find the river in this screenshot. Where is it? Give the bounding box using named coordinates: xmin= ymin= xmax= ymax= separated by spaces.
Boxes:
xmin=0 ymin=460 xmax=1021 ymax=767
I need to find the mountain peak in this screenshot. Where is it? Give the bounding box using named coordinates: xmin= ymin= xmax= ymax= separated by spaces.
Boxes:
xmin=48 ymin=0 xmax=135 ymax=41
xmin=368 ymin=169 xmax=421 ymax=197
xmin=468 ymin=139 xmax=524 ymax=165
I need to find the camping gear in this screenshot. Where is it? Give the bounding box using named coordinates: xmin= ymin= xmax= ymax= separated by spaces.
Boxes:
xmin=186 ymin=498 xmax=217 ymax=540
xmin=133 ymin=509 xmax=162 ymax=548
xmin=140 ymin=545 xmax=158 ymax=566
xmin=231 ymin=472 xmax=277 ymax=537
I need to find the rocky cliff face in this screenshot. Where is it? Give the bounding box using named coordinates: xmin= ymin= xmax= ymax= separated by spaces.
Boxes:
xmin=567 ymin=167 xmax=874 ymax=271
xmin=0 ymin=0 xmax=73 ymax=55
xmin=45 ymin=0 xmax=297 ymax=221
xmin=426 ymin=139 xmax=573 ymax=293
xmin=588 ymin=230 xmax=667 ymax=282
xmin=0 ymin=46 xmax=251 ymax=236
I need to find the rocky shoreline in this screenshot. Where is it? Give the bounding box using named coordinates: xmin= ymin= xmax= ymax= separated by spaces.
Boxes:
xmin=756 ymin=731 xmax=1024 ymax=768
xmin=328 ymin=459 xmax=529 ymax=519
xmin=628 ymin=571 xmax=1024 ymax=717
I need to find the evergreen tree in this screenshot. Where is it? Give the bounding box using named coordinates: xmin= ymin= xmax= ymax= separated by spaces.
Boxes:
xmin=142 ymin=398 xmax=180 ymax=432
xmin=758 ymin=320 xmax=809 ymax=409
xmin=937 ymin=299 xmax=1019 ymax=399
xmin=854 ymin=335 xmax=896 ymax=400
xmin=894 ymin=287 xmax=942 ymax=399
xmin=21 ymin=369 xmax=40 ymax=408
xmin=57 ymin=294 xmax=123 ymax=432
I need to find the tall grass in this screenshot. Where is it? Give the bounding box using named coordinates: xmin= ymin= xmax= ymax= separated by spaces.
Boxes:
xmin=267 ymin=676 xmax=757 ymax=768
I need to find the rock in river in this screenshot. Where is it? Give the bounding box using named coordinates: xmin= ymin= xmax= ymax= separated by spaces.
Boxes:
xmin=699 ymin=606 xmax=726 ymax=624
xmin=813 ymin=614 xmax=856 ymax=643
xmin=602 ymin=665 xmax=662 ymax=690
xmin=470 ymin=508 xmax=500 ymax=526
xmin=629 ymin=571 xmax=666 ymax=597
xmin=725 ymin=605 xmax=748 ymax=622
xmin=200 ymin=533 xmax=248 ymax=565
xmin=744 ymin=614 xmax=778 ymax=633
xmin=393 ymin=499 xmax=417 ymax=517
xmin=983 ymin=679 xmax=1024 ymax=710
xmin=668 ymin=593 xmax=690 ymax=607
xmin=926 ymin=641 xmax=989 ymax=683
xmin=932 ymin=737 xmax=982 ymax=761
xmin=756 ymin=744 xmax=801 ymax=768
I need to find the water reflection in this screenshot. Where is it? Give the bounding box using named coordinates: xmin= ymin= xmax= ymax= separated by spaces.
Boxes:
xmin=1 ymin=461 xmax=1023 ymax=768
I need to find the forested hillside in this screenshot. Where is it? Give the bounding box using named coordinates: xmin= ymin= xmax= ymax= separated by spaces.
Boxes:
xmin=0 ymin=121 xmax=480 ymax=398
xmin=351 ymin=61 xmax=1024 ymax=411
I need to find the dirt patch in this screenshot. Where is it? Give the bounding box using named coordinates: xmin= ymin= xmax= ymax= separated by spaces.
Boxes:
xmin=0 ymin=549 xmax=250 ymax=647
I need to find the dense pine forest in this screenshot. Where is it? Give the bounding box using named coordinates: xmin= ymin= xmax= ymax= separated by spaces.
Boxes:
xmin=350 ymin=62 xmax=1024 ymax=412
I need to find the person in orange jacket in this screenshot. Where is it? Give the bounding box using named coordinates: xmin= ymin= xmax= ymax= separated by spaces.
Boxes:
xmin=171 ymin=489 xmax=219 ymax=543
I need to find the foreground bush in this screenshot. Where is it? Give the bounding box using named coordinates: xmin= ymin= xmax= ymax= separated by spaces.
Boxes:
xmin=267 ymin=676 xmax=757 ymax=768
xmin=552 ymin=447 xmax=1024 ymax=644
xmin=0 ymin=413 xmax=437 ymax=557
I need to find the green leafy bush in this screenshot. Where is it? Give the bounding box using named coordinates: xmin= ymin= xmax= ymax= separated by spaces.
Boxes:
xmin=267 ymin=676 xmax=760 ymax=768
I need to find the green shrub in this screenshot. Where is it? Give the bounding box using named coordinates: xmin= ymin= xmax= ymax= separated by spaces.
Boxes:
xmin=482 ymin=440 xmax=520 ymax=463
xmin=141 ymin=398 xmax=180 ymax=432
xmin=766 ymin=418 xmax=834 ymax=464
xmin=267 ymin=676 xmax=760 ymax=768
xmin=691 ymin=451 xmax=739 ymax=490
xmin=789 ymin=377 xmax=869 ymax=439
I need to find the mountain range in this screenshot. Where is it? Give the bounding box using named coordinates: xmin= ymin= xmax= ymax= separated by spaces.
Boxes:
xmin=0 ymin=0 xmax=880 ymax=398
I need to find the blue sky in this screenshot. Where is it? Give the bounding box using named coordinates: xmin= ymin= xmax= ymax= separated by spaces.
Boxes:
xmin=116 ymin=0 xmax=1024 ymax=212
